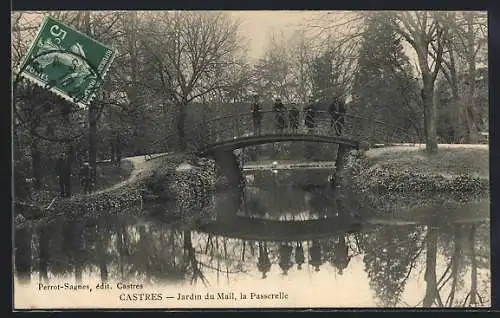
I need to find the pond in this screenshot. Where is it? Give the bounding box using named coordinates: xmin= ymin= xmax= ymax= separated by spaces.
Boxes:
xmin=14 ymin=168 xmax=490 ymax=308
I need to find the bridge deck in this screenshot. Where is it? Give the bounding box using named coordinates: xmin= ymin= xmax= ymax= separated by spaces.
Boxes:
xmin=197 ymin=133 xmax=359 ymax=156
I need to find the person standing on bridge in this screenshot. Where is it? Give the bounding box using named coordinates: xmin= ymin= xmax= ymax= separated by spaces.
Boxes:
xmin=288 ymin=103 xmax=300 ymax=133
xmin=304 ymin=98 xmax=315 ymax=134
xmin=273 ymin=98 xmax=287 ymax=133
xmin=251 ymin=94 xmax=262 ymax=135
xmin=329 ymin=93 xmax=346 ymax=135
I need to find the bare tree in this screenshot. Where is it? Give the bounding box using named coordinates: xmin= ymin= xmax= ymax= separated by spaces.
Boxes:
xmin=252 ymin=31 xmax=298 ymax=103
xmin=289 ymin=30 xmax=314 ymax=104
xmin=437 ymin=11 xmax=487 ymax=143
xmin=388 ymin=11 xmax=450 ymax=153
xmin=139 ymin=11 xmax=245 ymax=150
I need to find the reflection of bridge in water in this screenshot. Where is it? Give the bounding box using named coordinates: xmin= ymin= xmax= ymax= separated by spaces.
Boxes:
xmin=196 ymin=216 xmax=364 ymax=242
xmin=193 ymin=110 xmax=418 ymax=156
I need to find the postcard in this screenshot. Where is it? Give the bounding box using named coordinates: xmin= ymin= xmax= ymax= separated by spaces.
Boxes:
xmin=12 ymin=10 xmax=490 ymax=309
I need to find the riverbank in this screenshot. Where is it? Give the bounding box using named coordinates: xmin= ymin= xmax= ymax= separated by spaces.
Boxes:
xmin=340 ymin=145 xmax=490 ymax=219
xmin=364 ymin=144 xmax=489 ymax=179
xmin=15 ymin=152 xmax=216 ymax=228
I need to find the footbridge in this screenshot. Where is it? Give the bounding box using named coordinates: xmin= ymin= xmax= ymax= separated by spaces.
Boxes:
xmin=191 ymin=110 xmax=418 ymax=156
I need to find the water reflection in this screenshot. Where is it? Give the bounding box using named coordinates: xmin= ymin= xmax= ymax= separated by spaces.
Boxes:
xmin=14 ymin=169 xmax=490 ymax=307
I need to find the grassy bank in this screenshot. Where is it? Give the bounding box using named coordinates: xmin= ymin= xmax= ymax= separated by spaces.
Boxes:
xmin=25 ymin=160 xmax=134 ymax=208
xmin=364 ymin=145 xmax=489 ymax=179
xmin=15 ymin=153 xmax=217 ymax=228
xmin=340 ymin=146 xmax=490 ymax=220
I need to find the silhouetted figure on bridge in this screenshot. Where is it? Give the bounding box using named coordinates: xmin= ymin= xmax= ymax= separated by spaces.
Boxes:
xmin=331 ymin=235 xmax=351 ymax=275
xmin=329 ymin=95 xmax=346 ymax=135
xmin=257 ymin=241 xmax=272 ymax=279
xmin=273 ymin=98 xmax=287 ymax=132
xmin=251 ymin=95 xmax=262 ymax=135
xmin=309 ymin=240 xmax=323 ymax=272
xmin=278 ymin=243 xmax=294 ymax=275
xmin=295 ymin=242 xmax=305 ymax=270
xmin=288 ymin=103 xmax=300 ymax=133
xmin=304 ymin=98 xmax=315 ymax=134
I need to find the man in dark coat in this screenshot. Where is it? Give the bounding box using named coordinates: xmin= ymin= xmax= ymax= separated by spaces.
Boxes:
xmin=329 ymin=95 xmax=346 ymax=135
xmin=79 ymin=162 xmax=93 ymax=194
xmin=288 ymin=103 xmax=300 ymax=133
xmin=56 ymin=153 xmax=71 ymax=197
xmin=304 ymin=98 xmax=316 ymax=133
xmin=328 ymin=94 xmax=345 ymax=135
xmin=251 ymin=94 xmax=263 ymax=135
xmin=273 ymin=98 xmax=287 ymax=132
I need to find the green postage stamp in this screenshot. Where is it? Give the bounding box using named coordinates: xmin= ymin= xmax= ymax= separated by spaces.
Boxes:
xmin=17 ymin=16 xmax=116 ymax=107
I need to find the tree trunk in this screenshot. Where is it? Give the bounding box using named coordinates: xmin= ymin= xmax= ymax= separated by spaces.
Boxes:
xmin=65 ymin=143 xmax=73 ymax=197
xmin=84 ymin=13 xmax=98 ymax=173
xmin=38 ymin=226 xmax=50 ymax=283
xmin=30 ymin=142 xmax=42 ymax=189
xmin=423 ymin=226 xmax=439 ymax=307
xmin=421 ymin=77 xmax=438 ymax=154
xmin=468 ymin=224 xmax=478 ymax=306
xmin=97 ymin=224 xmax=108 ymax=282
xmin=183 ymin=230 xmax=192 ymax=251
xmin=15 ymin=227 xmax=33 ymax=284
xmin=464 ymin=13 xmax=479 ymax=144
xmin=447 ymin=51 xmax=466 ymax=143
xmin=177 ymin=102 xmax=187 ymax=151
xmin=447 ymin=225 xmax=462 ymax=306
xmin=88 ymin=103 xmax=98 ymax=174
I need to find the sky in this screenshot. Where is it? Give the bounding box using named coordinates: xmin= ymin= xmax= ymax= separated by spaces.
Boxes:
xmin=228 ymin=11 xmax=320 ymax=60
xmin=13 ymin=10 xmax=324 ymax=61
xmin=13 ymin=10 xmax=488 ymax=80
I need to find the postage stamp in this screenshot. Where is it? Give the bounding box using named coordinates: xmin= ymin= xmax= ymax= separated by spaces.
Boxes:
xmin=17 ymin=16 xmax=116 ymax=107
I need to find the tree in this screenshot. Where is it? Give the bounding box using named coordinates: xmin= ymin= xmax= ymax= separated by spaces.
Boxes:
xmin=53 ymin=11 xmax=124 ymax=174
xmin=289 ymin=30 xmax=314 ymax=103
xmin=139 ymin=12 xmax=245 ymax=150
xmin=352 ymin=13 xmax=422 ymax=136
xmin=362 ymin=225 xmax=425 ymax=306
xmin=438 ymin=11 xmax=487 ymax=143
xmin=388 ymin=11 xmax=450 ymax=153
xmin=252 ymin=31 xmax=298 ymax=103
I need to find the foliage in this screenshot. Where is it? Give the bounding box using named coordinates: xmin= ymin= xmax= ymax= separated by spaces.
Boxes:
xmin=351 ymin=13 xmax=422 ymax=136
xmin=339 ymin=149 xmax=489 ymax=219
xmin=362 ymin=225 xmax=424 ymax=306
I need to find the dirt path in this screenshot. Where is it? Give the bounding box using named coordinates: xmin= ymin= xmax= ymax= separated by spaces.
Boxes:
xmin=92 ymin=155 xmax=148 ymax=195
xmin=80 ymin=153 xmax=169 ymax=197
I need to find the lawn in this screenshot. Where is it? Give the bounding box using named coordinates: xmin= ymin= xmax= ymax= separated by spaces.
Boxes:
xmin=364 ymin=145 xmax=489 ymax=179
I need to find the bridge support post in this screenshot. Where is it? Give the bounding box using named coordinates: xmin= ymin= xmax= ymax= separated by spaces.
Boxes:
xmin=334 ymin=144 xmax=349 ymax=178
xmin=213 ymin=150 xmax=245 ymax=193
